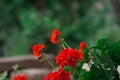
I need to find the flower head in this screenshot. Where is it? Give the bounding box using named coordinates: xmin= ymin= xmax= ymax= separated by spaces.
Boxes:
xmin=13 ymin=74 xmax=28 ymax=80
xmin=79 ymin=50 xmax=84 ymax=61
xmin=56 ymin=48 xmax=80 ymax=68
xmin=50 ymin=29 xmax=62 ymax=44
xmin=32 ymin=44 xmax=45 ymax=57
xmin=44 ymin=69 xmax=70 ymax=80
xmin=79 ymin=42 xmax=86 ymax=50
xmin=79 ymin=42 xmax=87 ymax=61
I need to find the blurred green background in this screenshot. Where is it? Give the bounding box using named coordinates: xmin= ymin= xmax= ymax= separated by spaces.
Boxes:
xmin=0 ymin=0 xmax=120 ymax=57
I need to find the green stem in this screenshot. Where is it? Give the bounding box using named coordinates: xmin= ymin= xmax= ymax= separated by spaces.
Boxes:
xmin=93 ymin=51 xmax=109 ymax=78
xmin=63 ymin=40 xmax=70 ymax=48
xmin=61 ymin=39 xmax=70 ymax=48
xmin=105 ymin=53 xmax=116 ymax=70
xmin=62 ymin=43 xmax=66 ymax=49
xmin=72 ymin=67 xmax=81 ymax=80
xmin=14 ymin=70 xmax=17 ymax=76
xmin=42 ymin=53 xmax=55 ymax=70
xmin=87 ymin=62 xmax=91 ymax=69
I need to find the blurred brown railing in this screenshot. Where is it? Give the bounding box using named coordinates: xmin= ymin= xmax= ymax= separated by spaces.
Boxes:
xmin=0 ymin=54 xmax=55 ymax=72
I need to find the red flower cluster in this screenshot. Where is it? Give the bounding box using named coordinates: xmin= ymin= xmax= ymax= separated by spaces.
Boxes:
xmin=44 ymin=69 xmax=70 ymax=80
xmin=50 ymin=29 xmax=62 ymax=44
xmin=32 ymin=44 xmax=45 ymax=57
xmin=13 ymin=74 xmax=28 ymax=80
xmin=56 ymin=48 xmax=82 ymax=68
xmin=32 ymin=29 xmax=87 ymax=80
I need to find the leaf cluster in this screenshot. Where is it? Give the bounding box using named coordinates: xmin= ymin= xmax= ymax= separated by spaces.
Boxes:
xmin=64 ymin=38 xmax=120 ymax=80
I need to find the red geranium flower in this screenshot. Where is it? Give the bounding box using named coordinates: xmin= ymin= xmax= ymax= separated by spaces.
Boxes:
xmin=32 ymin=44 xmax=45 ymax=57
xmin=44 ymin=69 xmax=70 ymax=80
xmin=56 ymin=48 xmax=80 ymax=68
xmin=44 ymin=71 xmax=59 ymax=80
xmin=79 ymin=50 xmax=84 ymax=61
xmin=79 ymin=42 xmax=86 ymax=50
xmin=79 ymin=42 xmax=87 ymax=61
xmin=50 ymin=29 xmax=62 ymax=44
xmin=13 ymin=74 xmax=28 ymax=80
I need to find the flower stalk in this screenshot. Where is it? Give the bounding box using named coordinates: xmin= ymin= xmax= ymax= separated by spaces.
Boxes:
xmin=42 ymin=53 xmax=55 ymax=70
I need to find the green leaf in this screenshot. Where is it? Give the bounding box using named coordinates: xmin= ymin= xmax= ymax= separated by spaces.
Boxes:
xmin=97 ymin=38 xmax=108 ymax=51
xmin=76 ymin=61 xmax=84 ymax=73
xmin=12 ymin=64 xmax=19 ymax=71
xmin=97 ymin=38 xmax=107 ymax=48
xmin=89 ymin=45 xmax=98 ymax=49
xmin=63 ymin=66 xmax=71 ymax=72
xmin=80 ymin=70 xmax=91 ymax=80
xmin=84 ymin=48 xmax=89 ymax=62
xmin=0 ymin=71 xmax=8 ymax=80
xmin=108 ymin=41 xmax=120 ymax=65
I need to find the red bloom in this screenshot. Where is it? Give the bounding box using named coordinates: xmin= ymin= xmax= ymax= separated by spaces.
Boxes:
xmin=44 ymin=71 xmax=59 ymax=80
xmin=32 ymin=44 xmax=45 ymax=57
xmin=44 ymin=69 xmax=70 ymax=80
xmin=56 ymin=48 xmax=80 ymax=68
xmin=13 ymin=74 xmax=28 ymax=80
xmin=79 ymin=42 xmax=87 ymax=61
xmin=79 ymin=42 xmax=86 ymax=50
xmin=79 ymin=50 xmax=84 ymax=61
xmin=50 ymin=29 xmax=62 ymax=44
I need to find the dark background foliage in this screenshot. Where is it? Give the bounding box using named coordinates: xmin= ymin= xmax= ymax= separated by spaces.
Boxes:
xmin=0 ymin=0 xmax=120 ymax=57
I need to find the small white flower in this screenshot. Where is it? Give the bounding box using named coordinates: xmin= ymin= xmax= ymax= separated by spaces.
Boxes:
xmin=82 ymin=63 xmax=91 ymax=71
xmin=117 ymin=65 xmax=120 ymax=75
